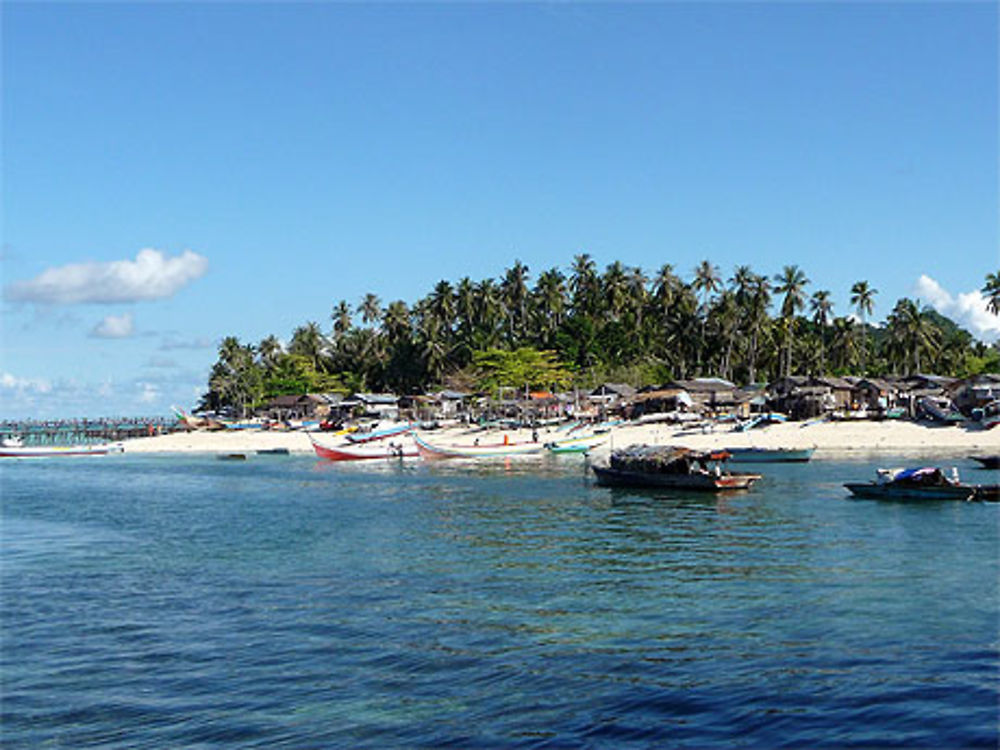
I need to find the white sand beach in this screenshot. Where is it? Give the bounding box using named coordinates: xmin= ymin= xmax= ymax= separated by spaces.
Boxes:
xmin=121 ymin=420 xmax=1000 ymax=458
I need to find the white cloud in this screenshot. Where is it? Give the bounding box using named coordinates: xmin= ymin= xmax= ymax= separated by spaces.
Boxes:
xmin=136 ymin=381 xmax=160 ymax=404
xmin=1 ymin=372 xmax=52 ymax=394
xmin=90 ymin=312 xmax=134 ymax=339
xmin=913 ymin=275 xmax=1000 ymax=342
xmin=3 ymin=248 xmax=208 ymax=305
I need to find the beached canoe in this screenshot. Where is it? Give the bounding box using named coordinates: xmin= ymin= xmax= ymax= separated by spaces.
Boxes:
xmin=545 ymin=433 xmax=610 ymax=454
xmin=345 ymin=423 xmax=414 ymax=444
xmin=311 ymin=435 xmax=416 ymax=461
xmin=413 ymin=432 xmax=546 ymax=460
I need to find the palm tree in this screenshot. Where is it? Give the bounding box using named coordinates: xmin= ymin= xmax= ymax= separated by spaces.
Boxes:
xmin=257 ymin=334 xmax=284 ymax=373
xmin=773 ymin=265 xmax=810 ymax=376
xmin=692 ymin=260 xmax=721 ymax=374
xmin=886 ymin=298 xmax=939 ymax=374
xmin=829 ymin=316 xmax=858 ymax=372
xmin=501 ymin=261 xmax=530 ymax=341
xmin=331 ymin=300 xmax=352 ymax=339
xmin=810 ymin=290 xmax=833 ymax=374
xmin=532 ymin=267 xmax=567 ymax=345
xmin=983 ymin=271 xmax=1000 ymax=316
xmin=602 ymin=261 xmax=630 ymax=321
xmin=428 ymin=280 xmax=455 ymax=335
xmin=569 ymin=253 xmax=600 ymax=319
xmin=289 ymin=322 xmax=329 ymax=373
xmin=358 ymin=293 xmax=382 ymax=327
xmin=850 ymin=281 xmax=877 ymax=374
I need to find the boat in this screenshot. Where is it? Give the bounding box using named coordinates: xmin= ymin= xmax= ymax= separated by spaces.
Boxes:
xmin=0 ymin=436 xmax=124 ymax=458
xmin=917 ymin=396 xmax=964 ymax=424
xmin=844 ymin=467 xmax=976 ymax=501
xmin=733 ymin=413 xmax=787 ymax=432
xmin=970 ymin=455 xmax=1000 ymax=470
xmin=413 ymin=432 xmax=546 ymax=460
xmin=591 ymin=445 xmax=762 ymax=491
xmin=217 ymin=453 xmax=248 ymax=461
xmin=545 ymin=432 xmax=610 ymax=454
xmin=310 ymin=435 xmax=416 ymax=461
xmin=723 ymin=446 xmax=814 ymax=463
xmin=345 ymin=423 xmax=414 ymax=444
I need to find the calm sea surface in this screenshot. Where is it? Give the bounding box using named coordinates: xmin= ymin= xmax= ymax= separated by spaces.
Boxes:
xmin=2 ymin=452 xmax=998 ymax=748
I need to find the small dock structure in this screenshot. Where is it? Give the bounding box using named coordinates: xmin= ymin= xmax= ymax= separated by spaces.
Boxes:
xmin=0 ymin=417 xmax=180 ymax=446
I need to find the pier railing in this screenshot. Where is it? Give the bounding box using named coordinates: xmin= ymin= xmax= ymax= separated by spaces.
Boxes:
xmin=0 ymin=417 xmax=182 ymax=446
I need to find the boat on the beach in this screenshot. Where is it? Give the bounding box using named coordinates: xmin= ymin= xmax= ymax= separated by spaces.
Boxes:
xmin=0 ymin=436 xmax=124 ymax=458
xmin=545 ymin=432 xmax=610 ymax=454
xmin=970 ymin=455 xmax=1000 ymax=470
xmin=733 ymin=413 xmax=787 ymax=432
xmin=311 ymin=435 xmax=416 ymax=461
xmin=413 ymin=432 xmax=546 ymax=460
xmin=591 ymin=445 xmax=762 ymax=491
xmin=844 ymin=467 xmax=977 ymax=501
xmin=345 ymin=423 xmax=414 ymax=444
xmin=723 ymin=446 xmax=815 ymax=463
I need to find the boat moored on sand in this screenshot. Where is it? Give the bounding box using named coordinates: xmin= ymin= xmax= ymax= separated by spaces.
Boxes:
xmin=591 ymin=445 xmax=762 ymax=491
xmin=310 ymin=434 xmax=416 ymax=461
xmin=413 ymin=432 xmax=546 ymax=460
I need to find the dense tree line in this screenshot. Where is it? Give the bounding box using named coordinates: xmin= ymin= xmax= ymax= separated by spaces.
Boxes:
xmin=200 ymin=258 xmax=1000 ymax=416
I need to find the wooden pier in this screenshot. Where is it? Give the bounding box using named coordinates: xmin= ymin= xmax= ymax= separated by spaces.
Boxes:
xmin=0 ymin=417 xmax=181 ymax=446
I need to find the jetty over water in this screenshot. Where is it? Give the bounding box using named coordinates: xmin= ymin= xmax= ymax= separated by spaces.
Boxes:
xmin=0 ymin=417 xmax=181 ymax=446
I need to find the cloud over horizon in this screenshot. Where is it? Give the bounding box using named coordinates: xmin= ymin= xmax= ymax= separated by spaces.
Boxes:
xmin=913 ymin=275 xmax=1000 ymax=342
xmin=3 ymin=248 xmax=208 ymax=305
xmin=90 ymin=312 xmax=135 ymax=339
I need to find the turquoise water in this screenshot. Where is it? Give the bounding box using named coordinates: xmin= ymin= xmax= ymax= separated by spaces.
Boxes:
xmin=2 ymin=453 xmax=998 ymax=748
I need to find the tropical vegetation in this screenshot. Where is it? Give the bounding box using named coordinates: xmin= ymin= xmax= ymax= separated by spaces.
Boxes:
xmin=200 ymin=260 xmax=999 ymax=416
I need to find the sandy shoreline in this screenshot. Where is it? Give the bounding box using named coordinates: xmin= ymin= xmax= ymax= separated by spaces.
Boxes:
xmin=120 ymin=420 xmax=1000 ymax=458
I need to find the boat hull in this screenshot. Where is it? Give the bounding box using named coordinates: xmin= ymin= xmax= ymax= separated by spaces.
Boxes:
xmin=724 ymin=447 xmax=814 ymax=463
xmin=592 ymin=465 xmax=761 ymax=491
xmin=546 ymin=434 xmax=610 ymax=454
xmin=413 ymin=433 xmax=545 ymax=460
xmin=0 ymin=444 xmax=123 ymax=458
xmin=345 ymin=424 xmax=413 ymax=444
xmin=844 ymin=483 xmax=975 ymax=501
xmin=970 ymin=455 xmax=1000 ymax=470
xmin=311 ymin=437 xmax=416 ymax=461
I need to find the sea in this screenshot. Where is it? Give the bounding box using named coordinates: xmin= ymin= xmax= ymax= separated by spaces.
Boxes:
xmin=2 ymin=452 xmax=998 ymax=748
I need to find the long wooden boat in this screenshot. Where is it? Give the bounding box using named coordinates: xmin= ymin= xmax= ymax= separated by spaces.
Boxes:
xmin=345 ymin=423 xmax=414 ymax=444
xmin=592 ymin=465 xmax=760 ymax=490
xmin=310 ymin=435 xmax=416 ymax=461
xmin=844 ymin=467 xmax=975 ymax=501
xmin=591 ymin=445 xmax=761 ymax=491
xmin=723 ymin=447 xmax=815 ymax=463
xmin=0 ymin=439 xmax=124 ymax=458
xmin=413 ymin=432 xmax=546 ymax=460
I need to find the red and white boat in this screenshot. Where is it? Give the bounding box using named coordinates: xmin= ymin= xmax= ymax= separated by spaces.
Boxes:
xmin=310 ymin=434 xmax=417 ymax=461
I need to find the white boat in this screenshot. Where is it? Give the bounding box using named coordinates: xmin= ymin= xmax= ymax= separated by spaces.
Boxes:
xmin=413 ymin=432 xmax=546 ymax=460
xmin=0 ymin=436 xmax=124 ymax=458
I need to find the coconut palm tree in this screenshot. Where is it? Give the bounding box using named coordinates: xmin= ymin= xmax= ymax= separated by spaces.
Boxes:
xmin=850 ymin=281 xmax=877 ymax=374
xmin=289 ymin=322 xmax=329 ymax=373
xmin=810 ymin=290 xmax=834 ymax=374
xmin=983 ymin=271 xmax=1000 ymax=316
xmin=569 ymin=253 xmax=600 ymax=319
xmin=331 ymin=300 xmax=352 ymax=339
xmin=773 ymin=265 xmax=810 ymax=376
xmin=358 ymin=293 xmax=383 ymax=327
xmin=532 ymin=267 xmax=567 ymax=346
xmin=257 ymin=334 xmax=284 ymax=373
xmin=692 ymin=260 xmax=721 ymax=374
xmin=501 ymin=261 xmax=530 ymax=342
xmin=886 ymin=298 xmax=939 ymax=374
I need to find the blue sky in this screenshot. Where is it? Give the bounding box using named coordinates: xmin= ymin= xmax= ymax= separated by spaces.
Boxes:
xmin=2 ymin=2 xmax=997 ymax=419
